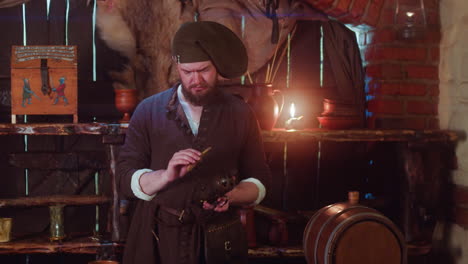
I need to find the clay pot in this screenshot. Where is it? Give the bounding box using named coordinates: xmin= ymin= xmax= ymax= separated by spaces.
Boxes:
xmin=114 ymin=89 xmax=138 ymax=123
xmin=247 ymin=83 xmax=284 ymax=130
xmin=321 ymin=99 xmax=359 ymax=117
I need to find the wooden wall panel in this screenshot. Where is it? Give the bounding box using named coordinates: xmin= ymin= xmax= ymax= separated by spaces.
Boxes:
xmin=0 ymin=5 xmax=22 ymax=77
xmin=24 ymin=0 xmax=48 ymax=45
xmin=48 ymin=0 xmax=67 ymax=45
xmin=67 ymin=0 xmax=93 ymax=81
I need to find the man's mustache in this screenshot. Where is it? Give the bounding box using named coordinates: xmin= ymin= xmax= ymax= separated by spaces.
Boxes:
xmin=189 ymin=83 xmax=209 ymax=89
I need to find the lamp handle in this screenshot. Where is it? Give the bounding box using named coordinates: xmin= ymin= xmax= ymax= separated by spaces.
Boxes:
xmin=272 ymin=89 xmax=284 ymax=117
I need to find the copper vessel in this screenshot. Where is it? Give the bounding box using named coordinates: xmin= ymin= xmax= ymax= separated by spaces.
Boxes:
xmin=114 ymin=89 xmax=138 ymax=123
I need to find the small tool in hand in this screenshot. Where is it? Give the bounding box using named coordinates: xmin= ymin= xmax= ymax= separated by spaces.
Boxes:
xmin=186 ymin=146 xmax=212 ymax=172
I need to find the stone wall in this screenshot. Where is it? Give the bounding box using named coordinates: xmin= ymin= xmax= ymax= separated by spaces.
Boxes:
xmin=436 ymin=0 xmax=468 ymax=263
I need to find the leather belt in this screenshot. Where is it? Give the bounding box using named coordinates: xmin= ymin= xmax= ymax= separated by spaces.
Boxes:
xmin=158 ymin=205 xmax=193 ymax=224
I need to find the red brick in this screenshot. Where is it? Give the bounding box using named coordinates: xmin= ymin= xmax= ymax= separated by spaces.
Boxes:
xmin=374 ymin=117 xmax=426 ymax=129
xmin=406 ymin=100 xmax=438 ymax=115
xmin=362 ymin=0 xmax=384 ymax=26
xmin=368 ymin=81 xmax=400 ymax=95
xmin=397 ymin=0 xmax=417 ymax=5
xmin=423 ymin=0 xmax=438 ymax=10
xmin=328 ymin=0 xmax=353 ymax=17
xmin=425 ymin=30 xmax=441 ymax=43
xmin=366 ymin=64 xmax=382 ymax=77
xmin=367 ymin=115 xmax=377 ymax=129
xmin=427 ymin=117 xmax=439 ymax=129
xmin=398 ymin=29 xmax=440 ymax=44
xmin=454 ymin=186 xmax=468 ymax=205
xmin=399 ymin=83 xmax=427 ymax=96
xmin=383 ymin=0 xmax=396 ymax=9
xmin=378 ymin=8 xmax=395 ymax=25
xmin=428 ymin=84 xmax=439 ymax=96
xmin=368 ymin=82 xmax=427 ymax=96
xmin=426 ymin=10 xmax=440 ymax=26
xmin=366 ymin=64 xmax=404 ymax=79
xmin=368 ymin=99 xmax=403 ymax=114
xmin=364 ymin=46 xmax=376 ymax=60
xmin=373 ymin=46 xmax=427 ymax=61
xmin=405 ymin=65 xmax=438 ymax=80
xmin=370 ymin=28 xmax=396 ymax=44
xmin=430 ymin=47 xmax=439 ymax=62
xmin=454 ymin=207 xmax=468 ymax=228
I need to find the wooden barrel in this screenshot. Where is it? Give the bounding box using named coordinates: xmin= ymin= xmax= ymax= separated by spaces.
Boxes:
xmin=303 ymin=203 xmax=406 ymax=264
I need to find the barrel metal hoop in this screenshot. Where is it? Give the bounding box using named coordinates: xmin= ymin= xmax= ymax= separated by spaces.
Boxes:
xmin=303 ymin=203 xmax=335 ymax=264
xmin=314 ymin=205 xmax=368 ymax=264
xmin=323 ymin=212 xmax=402 ymax=264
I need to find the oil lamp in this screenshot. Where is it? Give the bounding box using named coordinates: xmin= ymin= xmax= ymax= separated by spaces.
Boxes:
xmin=285 ymin=102 xmax=303 ymax=130
xmin=395 ymin=0 xmax=427 ymax=40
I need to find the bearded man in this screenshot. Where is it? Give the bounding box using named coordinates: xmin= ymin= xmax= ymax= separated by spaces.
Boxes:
xmin=117 ymin=21 xmax=271 ymax=264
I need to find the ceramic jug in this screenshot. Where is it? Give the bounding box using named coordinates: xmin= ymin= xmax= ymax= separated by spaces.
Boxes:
xmin=248 ymin=83 xmax=284 ymax=130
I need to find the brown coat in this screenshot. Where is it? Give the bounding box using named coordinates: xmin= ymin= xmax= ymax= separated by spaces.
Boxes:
xmin=117 ymin=85 xmax=271 ymax=264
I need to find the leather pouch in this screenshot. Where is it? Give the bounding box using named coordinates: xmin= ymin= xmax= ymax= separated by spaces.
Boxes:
xmin=204 ymin=217 xmax=248 ymax=264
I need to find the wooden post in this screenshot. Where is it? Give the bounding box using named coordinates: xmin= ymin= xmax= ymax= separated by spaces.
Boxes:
xmin=106 ymin=143 xmax=120 ymax=242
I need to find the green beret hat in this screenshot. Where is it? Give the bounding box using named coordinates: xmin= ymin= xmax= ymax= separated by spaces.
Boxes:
xmin=172 ymin=21 xmax=248 ymax=79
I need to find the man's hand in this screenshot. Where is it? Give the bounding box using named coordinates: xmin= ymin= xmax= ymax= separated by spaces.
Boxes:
xmin=139 ymin=148 xmax=201 ymax=196
xmin=162 ymin=148 xmax=201 ymax=182
xmin=202 ymin=196 xmax=230 ymax=212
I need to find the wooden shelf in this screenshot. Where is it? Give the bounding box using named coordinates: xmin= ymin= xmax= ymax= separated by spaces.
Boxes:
xmin=0 ymin=123 xmax=458 ymax=142
xmin=0 ymin=235 xmax=122 ymax=254
xmin=0 ymin=123 xmax=128 ymax=136
xmin=261 ymin=129 xmax=458 ymax=143
xmin=0 ymin=195 xmax=111 ymax=208
xmin=248 ymin=245 xmax=304 ymax=258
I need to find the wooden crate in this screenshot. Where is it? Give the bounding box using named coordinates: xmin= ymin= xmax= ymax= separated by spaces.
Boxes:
xmin=11 ymin=46 xmax=78 ymax=123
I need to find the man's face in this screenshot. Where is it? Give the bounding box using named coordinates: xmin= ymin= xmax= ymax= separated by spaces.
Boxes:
xmin=177 ymin=60 xmax=218 ymax=106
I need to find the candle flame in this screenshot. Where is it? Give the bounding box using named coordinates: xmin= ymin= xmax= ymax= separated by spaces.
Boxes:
xmin=290 ymin=103 xmax=296 ymax=118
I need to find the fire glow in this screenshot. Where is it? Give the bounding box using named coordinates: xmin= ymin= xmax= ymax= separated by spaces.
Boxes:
xmin=285 ymin=102 xmax=303 ymax=130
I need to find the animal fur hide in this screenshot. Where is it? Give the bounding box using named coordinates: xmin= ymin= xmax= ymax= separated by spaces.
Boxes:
xmin=96 ymin=0 xmax=326 ymax=97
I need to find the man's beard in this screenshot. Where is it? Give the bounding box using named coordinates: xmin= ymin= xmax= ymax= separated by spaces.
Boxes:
xmin=181 ymin=81 xmax=219 ymax=106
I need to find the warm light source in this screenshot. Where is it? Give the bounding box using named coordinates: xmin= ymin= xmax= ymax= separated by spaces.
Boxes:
xmin=290 ymin=102 xmax=296 ymax=118
xmin=395 ymin=0 xmax=427 ymax=40
xmin=285 ymin=102 xmax=303 ymax=130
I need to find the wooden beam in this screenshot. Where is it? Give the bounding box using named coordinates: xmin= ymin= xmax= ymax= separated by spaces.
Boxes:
xmin=248 ymin=246 xmax=304 ymax=258
xmin=0 ymin=235 xmax=122 ymax=254
xmin=261 ymin=129 xmax=458 ymax=143
xmin=0 ymin=123 xmax=127 ymax=136
xmin=0 ymin=195 xmax=110 ymax=208
xmin=0 ymin=123 xmax=458 ymax=142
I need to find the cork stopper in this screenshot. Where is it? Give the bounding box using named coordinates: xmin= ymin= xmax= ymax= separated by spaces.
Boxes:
xmin=348 ymin=191 xmax=359 ymax=205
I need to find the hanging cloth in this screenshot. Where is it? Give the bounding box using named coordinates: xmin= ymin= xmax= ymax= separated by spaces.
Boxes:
xmin=265 ymin=0 xmax=280 ymax=44
xmin=322 ymin=20 xmax=366 ymax=127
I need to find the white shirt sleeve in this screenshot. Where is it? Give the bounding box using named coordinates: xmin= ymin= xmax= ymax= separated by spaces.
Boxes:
xmin=131 ymin=170 xmax=266 ymax=204
xmin=240 ymin=177 xmax=266 ymax=205
xmin=131 ymin=169 xmax=156 ymax=201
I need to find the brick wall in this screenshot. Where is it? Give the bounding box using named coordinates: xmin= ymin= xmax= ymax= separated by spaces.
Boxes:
xmin=306 ymin=0 xmax=440 ymax=129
